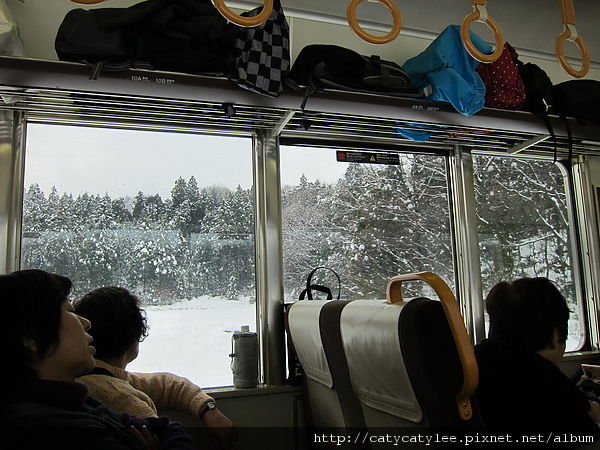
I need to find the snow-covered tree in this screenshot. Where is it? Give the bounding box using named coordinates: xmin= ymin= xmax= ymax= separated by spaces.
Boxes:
xmin=22 ymin=183 xmax=48 ymax=235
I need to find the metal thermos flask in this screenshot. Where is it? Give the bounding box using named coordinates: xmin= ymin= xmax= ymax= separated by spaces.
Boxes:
xmin=230 ymin=325 xmax=258 ymax=388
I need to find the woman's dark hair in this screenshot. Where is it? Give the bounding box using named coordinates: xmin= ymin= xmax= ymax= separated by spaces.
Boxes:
xmin=0 ymin=269 xmax=72 ymax=382
xmin=74 ymin=287 xmax=149 ymax=361
xmin=486 ymin=277 xmax=570 ymax=353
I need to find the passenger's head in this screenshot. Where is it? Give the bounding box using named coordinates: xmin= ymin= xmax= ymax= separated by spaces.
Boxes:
xmin=0 ymin=269 xmax=95 ymax=383
xmin=74 ymin=287 xmax=149 ymax=363
xmin=486 ymin=277 xmax=570 ymax=357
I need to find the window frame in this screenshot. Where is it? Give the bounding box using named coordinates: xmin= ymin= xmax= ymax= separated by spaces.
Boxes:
xmin=19 ymin=121 xmax=259 ymax=388
xmin=469 ymin=152 xmax=587 ymax=351
xmin=3 ymin=106 xmax=599 ymax=388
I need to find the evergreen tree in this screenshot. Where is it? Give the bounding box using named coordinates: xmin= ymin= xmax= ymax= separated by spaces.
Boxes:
xmin=170 ymin=177 xmax=193 ymax=240
xmin=56 ymin=193 xmax=75 ymax=231
xmin=145 ymin=194 xmax=167 ymax=227
xmin=171 ymin=177 xmax=187 ymax=209
xmin=208 ymin=185 xmax=253 ymax=236
xmin=93 ymin=194 xmax=117 ymax=229
xmin=22 ymin=183 xmax=47 ymax=236
xmin=46 ymin=186 xmax=61 ymax=231
xmin=186 ymin=176 xmax=205 ymax=234
xmin=73 ymin=193 xmax=96 ymax=229
xmin=132 ymin=191 xmax=147 ymax=226
xmin=111 ymin=197 xmax=133 ymax=224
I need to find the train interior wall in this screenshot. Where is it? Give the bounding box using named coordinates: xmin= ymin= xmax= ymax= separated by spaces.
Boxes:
xmin=3 ymin=0 xmax=600 ymax=447
xmin=5 ymin=0 xmax=600 ymax=83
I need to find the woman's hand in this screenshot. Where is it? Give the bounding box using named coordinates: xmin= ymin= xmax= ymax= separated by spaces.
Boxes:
xmin=130 ymin=425 xmax=160 ymax=450
xmin=588 ymin=401 xmax=600 ymax=424
xmin=203 ymin=408 xmax=237 ymax=450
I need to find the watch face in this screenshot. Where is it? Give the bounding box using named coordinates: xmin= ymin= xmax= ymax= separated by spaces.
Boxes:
xmin=202 ymin=401 xmax=216 ymax=417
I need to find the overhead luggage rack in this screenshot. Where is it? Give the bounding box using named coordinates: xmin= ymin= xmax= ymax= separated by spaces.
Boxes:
xmin=0 ymin=86 xmax=290 ymax=138
xmin=0 ymin=56 xmax=598 ymax=158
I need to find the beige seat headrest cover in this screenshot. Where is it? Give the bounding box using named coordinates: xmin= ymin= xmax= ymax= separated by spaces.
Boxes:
xmin=287 ymin=300 xmax=333 ymax=388
xmin=340 ymin=300 xmax=423 ymax=423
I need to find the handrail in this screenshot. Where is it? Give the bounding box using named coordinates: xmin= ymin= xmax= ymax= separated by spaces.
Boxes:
xmin=460 ymin=0 xmax=503 ymax=63
xmin=387 ymin=271 xmax=478 ymax=421
xmin=212 ymin=0 xmax=273 ymax=27
xmin=347 ymin=0 xmax=402 ymax=45
xmin=555 ymin=0 xmax=590 ymax=78
xmin=69 ymin=0 xmax=107 ymax=3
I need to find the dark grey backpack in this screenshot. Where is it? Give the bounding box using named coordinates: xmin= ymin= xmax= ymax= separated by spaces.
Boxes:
xmin=286 ymin=44 xmax=422 ymax=109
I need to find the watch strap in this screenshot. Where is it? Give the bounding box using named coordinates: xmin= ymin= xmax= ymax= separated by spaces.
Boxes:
xmin=200 ymin=401 xmax=216 ymax=417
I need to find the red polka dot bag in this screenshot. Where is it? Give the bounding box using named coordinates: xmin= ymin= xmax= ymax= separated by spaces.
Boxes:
xmin=475 ymin=42 xmax=526 ymax=110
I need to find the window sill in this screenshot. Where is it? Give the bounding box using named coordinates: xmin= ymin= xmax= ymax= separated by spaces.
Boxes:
xmin=205 ymin=384 xmax=301 ymax=400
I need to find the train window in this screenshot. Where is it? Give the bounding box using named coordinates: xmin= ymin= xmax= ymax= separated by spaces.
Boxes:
xmin=281 ymin=146 xmax=454 ymax=301
xmin=473 ymin=155 xmax=583 ymax=351
xmin=21 ymin=123 xmax=255 ymax=387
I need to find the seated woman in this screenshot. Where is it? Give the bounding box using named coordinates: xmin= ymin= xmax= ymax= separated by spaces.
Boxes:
xmin=0 ymin=269 xmax=195 ymax=450
xmin=74 ymin=286 xmax=236 ymax=450
xmin=475 ymin=277 xmax=600 ymax=444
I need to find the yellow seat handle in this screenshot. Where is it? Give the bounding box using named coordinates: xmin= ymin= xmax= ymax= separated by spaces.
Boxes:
xmin=212 ymin=0 xmax=273 ymax=27
xmin=387 ymin=272 xmax=478 ymax=421
xmin=347 ymin=0 xmax=402 ymax=45
xmin=556 ymin=0 xmax=590 ymax=78
xmin=460 ymin=0 xmax=504 ymax=63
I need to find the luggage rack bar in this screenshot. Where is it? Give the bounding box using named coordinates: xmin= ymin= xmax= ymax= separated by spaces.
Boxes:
xmin=0 ymin=56 xmax=598 ymax=157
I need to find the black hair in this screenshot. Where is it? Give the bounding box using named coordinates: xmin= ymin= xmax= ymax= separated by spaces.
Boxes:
xmin=74 ymin=287 xmax=149 ymax=361
xmin=486 ymin=277 xmax=570 ymax=353
xmin=0 ymin=269 xmax=72 ymax=382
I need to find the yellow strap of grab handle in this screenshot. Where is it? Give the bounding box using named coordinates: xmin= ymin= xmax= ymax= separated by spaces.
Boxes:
xmin=556 ymin=0 xmax=590 ymax=78
xmin=460 ymin=0 xmax=504 ymax=63
xmin=212 ymin=0 xmax=273 ymax=27
xmin=387 ymin=272 xmax=478 ymax=421
xmin=347 ymin=0 xmax=402 ymax=45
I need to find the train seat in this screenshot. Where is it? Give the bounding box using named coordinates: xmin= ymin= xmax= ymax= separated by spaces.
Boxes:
xmin=340 ymin=296 xmax=482 ymax=428
xmin=286 ymin=299 xmax=367 ymax=431
xmin=286 ymin=272 xmax=483 ymax=435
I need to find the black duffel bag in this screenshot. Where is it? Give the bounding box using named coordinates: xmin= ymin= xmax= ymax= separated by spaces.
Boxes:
xmin=55 ymin=0 xmax=238 ymax=78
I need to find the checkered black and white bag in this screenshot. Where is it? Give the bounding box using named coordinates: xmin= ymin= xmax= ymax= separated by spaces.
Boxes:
xmin=227 ymin=0 xmax=290 ymax=98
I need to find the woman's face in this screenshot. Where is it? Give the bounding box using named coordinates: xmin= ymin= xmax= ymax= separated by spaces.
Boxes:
xmin=35 ymin=300 xmax=97 ymax=382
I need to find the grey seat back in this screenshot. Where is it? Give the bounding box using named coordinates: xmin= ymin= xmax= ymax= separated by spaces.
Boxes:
xmin=286 ymin=299 xmax=368 ymax=448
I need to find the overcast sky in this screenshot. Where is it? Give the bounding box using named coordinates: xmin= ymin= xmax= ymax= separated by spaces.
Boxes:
xmin=24 ymin=124 xmax=348 ymax=199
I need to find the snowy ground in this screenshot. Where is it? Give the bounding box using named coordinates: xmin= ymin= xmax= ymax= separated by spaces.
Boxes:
xmin=126 ymin=296 xmax=256 ymax=388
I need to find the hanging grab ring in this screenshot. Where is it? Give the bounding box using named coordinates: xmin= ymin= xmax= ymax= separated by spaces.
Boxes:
xmin=347 ymin=0 xmax=402 ymax=45
xmin=212 ymin=0 xmax=273 ymax=27
xmin=556 ymin=0 xmax=590 ymax=78
xmin=460 ymin=0 xmax=504 ymax=63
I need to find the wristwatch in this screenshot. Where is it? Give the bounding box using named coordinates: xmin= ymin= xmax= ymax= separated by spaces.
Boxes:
xmin=200 ymin=401 xmax=216 ymax=417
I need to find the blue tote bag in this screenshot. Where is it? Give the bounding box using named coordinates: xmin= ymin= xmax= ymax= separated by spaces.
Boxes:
xmin=403 ymin=25 xmax=493 ymax=116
